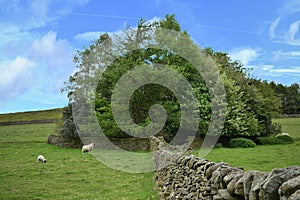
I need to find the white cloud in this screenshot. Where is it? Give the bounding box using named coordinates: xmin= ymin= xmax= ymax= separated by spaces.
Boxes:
xmin=73 ymin=17 xmax=162 ymax=42
xmin=268 ymin=0 xmax=300 ymax=45
xmin=284 ymin=21 xmax=300 ymax=45
xmin=269 ymin=18 xmax=280 ymax=39
xmin=0 ymin=1 xmax=91 ymax=112
xmin=0 ymin=23 xmax=33 ymax=47
xmin=28 ymin=31 xmax=74 ymax=93
xmin=269 ymin=20 xmax=300 ymax=46
xmin=272 ymin=66 xmax=300 ymax=74
xmin=261 ymin=65 xmax=274 ymax=71
xmin=145 ymin=16 xmax=161 ymax=25
xmin=0 ymin=57 xmax=35 ymax=100
xmin=272 ymin=50 xmax=300 ymax=61
xmin=74 ymin=31 xmax=103 ymax=41
xmin=29 ymin=31 xmax=73 ymax=75
xmin=27 ymin=0 xmax=49 ymax=28
xmin=289 ymin=51 xmax=300 ymax=56
xmin=0 ymin=31 xmax=74 ymax=105
xmin=0 ymin=0 xmax=91 ymax=30
xmin=278 ymin=0 xmax=300 ymax=17
xmin=252 ymin=64 xmax=300 ymax=78
xmin=270 ymin=0 xmax=300 ymax=45
xmin=0 ymin=29 xmax=74 ymax=105
xmin=30 ymin=31 xmax=70 ymax=60
xmin=229 ymin=48 xmax=259 ymax=65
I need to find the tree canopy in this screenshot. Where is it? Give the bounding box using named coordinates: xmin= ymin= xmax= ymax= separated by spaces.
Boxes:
xmin=61 ymin=14 xmax=283 ymax=141
xmin=269 ymin=82 xmax=300 ymax=115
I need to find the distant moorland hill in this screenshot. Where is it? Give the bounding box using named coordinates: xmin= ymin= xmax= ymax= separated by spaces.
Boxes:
xmin=0 ymin=108 xmax=63 ymax=125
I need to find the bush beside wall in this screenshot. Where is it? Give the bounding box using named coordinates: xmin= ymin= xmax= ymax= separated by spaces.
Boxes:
xmin=255 ymin=136 xmax=294 ymax=145
xmin=229 ymin=138 xmax=256 ymax=148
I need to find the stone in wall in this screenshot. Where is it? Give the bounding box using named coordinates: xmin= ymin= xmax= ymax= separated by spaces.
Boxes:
xmin=278 ymin=175 xmax=300 ymax=200
xmin=287 ymin=190 xmax=300 ymax=200
xmin=151 ymin=136 xmax=300 ymax=200
xmin=259 ymin=166 xmax=300 ymax=200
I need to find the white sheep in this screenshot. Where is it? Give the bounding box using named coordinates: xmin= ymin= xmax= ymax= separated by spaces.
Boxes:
xmin=82 ymin=143 xmax=95 ymax=154
xmin=37 ymin=155 xmax=46 ymax=163
xmin=281 ymin=132 xmax=290 ymax=136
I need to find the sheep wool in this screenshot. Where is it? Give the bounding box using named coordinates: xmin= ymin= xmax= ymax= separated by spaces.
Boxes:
xmin=37 ymin=155 xmax=46 ymax=163
xmin=82 ymin=143 xmax=95 ymax=154
xmin=282 ymin=132 xmax=290 ymax=136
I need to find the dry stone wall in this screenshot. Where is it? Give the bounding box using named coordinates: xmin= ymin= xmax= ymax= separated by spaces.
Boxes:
xmin=48 ymin=135 xmax=149 ymax=150
xmin=151 ymin=136 xmax=300 ymax=200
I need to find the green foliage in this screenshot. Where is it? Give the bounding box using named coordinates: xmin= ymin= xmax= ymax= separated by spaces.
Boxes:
xmin=268 ymin=122 xmax=282 ymax=136
xmin=269 ymin=82 xmax=300 ymax=115
xmin=159 ymin=14 xmax=181 ymax=31
xmin=82 ymin=15 xmax=212 ymax=139
xmin=246 ymin=80 xmax=282 ymax=136
xmin=228 ymin=138 xmax=256 ymax=148
xmin=214 ymin=143 xmax=223 ymax=148
xmin=206 ymin=50 xmax=282 ymax=137
xmin=276 ymin=135 xmax=294 ymax=144
xmin=62 ymin=14 xmax=282 ymax=140
xmin=256 ymin=135 xmax=294 ymax=145
xmin=58 ymin=103 xmax=79 ymax=139
xmin=221 ymin=74 xmax=259 ymax=137
xmin=54 ymin=118 xmax=63 ymax=135
xmin=255 ymin=137 xmax=283 ymax=145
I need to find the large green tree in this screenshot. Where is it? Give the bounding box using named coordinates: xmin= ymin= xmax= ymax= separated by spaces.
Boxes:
xmin=62 ymin=14 xmax=281 ymax=140
xmin=270 ymin=82 xmax=300 ymax=115
xmin=205 ymin=49 xmax=281 ymax=136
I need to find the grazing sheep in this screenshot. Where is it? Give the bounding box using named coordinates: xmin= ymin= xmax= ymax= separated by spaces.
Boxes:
xmin=37 ymin=155 xmax=46 ymax=163
xmin=282 ymin=132 xmax=290 ymax=136
xmin=82 ymin=143 xmax=95 ymax=154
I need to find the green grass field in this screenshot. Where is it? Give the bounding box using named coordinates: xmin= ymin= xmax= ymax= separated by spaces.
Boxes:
xmin=0 ymin=123 xmax=156 ymax=200
xmin=273 ymin=117 xmax=300 ymax=140
xmin=203 ymin=117 xmax=300 ymax=172
xmin=0 ymin=109 xmax=299 ymax=199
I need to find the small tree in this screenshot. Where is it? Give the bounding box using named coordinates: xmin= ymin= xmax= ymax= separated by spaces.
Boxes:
xmin=59 ymin=103 xmax=78 ymax=139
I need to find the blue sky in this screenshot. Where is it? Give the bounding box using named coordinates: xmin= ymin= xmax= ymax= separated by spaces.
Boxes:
xmin=0 ymin=0 xmax=299 ymax=114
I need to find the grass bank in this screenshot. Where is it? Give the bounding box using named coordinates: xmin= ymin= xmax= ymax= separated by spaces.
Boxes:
xmin=0 ymin=108 xmax=63 ymax=123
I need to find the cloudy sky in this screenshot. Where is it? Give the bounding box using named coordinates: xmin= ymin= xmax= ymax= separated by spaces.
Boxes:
xmin=0 ymin=0 xmax=299 ymax=114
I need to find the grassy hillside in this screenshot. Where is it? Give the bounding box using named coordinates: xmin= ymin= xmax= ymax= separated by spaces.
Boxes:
xmin=0 ymin=123 xmax=156 ymax=199
xmin=0 ymin=108 xmax=63 ymax=123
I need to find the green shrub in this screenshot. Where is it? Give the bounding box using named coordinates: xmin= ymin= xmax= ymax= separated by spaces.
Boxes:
xmin=256 ymin=137 xmax=282 ymax=145
xmin=276 ymin=135 xmax=294 ymax=144
xmin=214 ymin=143 xmax=223 ymax=148
xmin=229 ymin=138 xmax=256 ymax=148
xmin=59 ymin=104 xmax=79 ymax=139
xmin=256 ymin=136 xmax=294 ymax=145
xmin=269 ymin=122 xmax=282 ymax=136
